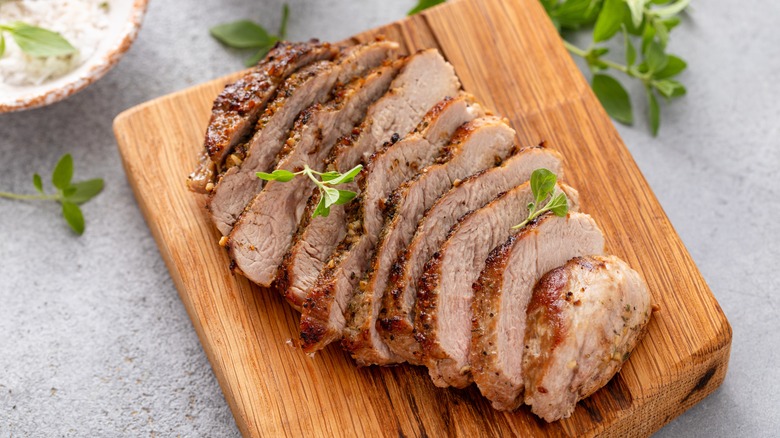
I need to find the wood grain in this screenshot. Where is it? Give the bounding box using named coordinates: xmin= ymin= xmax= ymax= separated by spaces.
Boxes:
xmin=113 ymin=0 xmax=731 ymax=436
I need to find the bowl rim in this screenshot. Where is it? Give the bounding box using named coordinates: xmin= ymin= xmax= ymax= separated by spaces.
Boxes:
xmin=0 ymin=0 xmax=150 ymax=114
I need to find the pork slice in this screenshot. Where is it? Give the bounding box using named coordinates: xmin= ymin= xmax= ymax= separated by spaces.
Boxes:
xmin=294 ymin=52 xmax=463 ymax=352
xmin=416 ymin=182 xmax=581 ymax=389
xmin=469 ymin=213 xmax=605 ymax=410
xmin=208 ymin=41 xmax=399 ymax=235
xmin=188 ymin=41 xmax=338 ymax=193
xmin=378 ymin=146 xmax=564 ymax=365
xmin=281 ymin=93 xmax=481 ymax=309
xmin=342 ymin=116 xmax=517 ymax=366
xmin=522 ymin=255 xmax=652 ymax=422
xmin=227 ymin=61 xmax=402 ymax=286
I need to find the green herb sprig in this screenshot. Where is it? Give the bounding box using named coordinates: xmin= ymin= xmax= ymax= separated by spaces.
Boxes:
xmin=211 ymin=4 xmax=290 ymax=67
xmin=257 ymin=164 xmax=362 ymax=218
xmin=552 ymin=0 xmax=690 ymax=135
xmin=0 ymin=22 xmax=77 ymax=58
xmin=512 ymin=168 xmax=568 ymax=229
xmin=409 ymin=0 xmax=690 ymax=136
xmin=0 ymin=154 xmax=104 ymax=235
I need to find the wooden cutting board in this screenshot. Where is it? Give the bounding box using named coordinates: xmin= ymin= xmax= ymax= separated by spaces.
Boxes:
xmin=113 ymin=0 xmax=731 ymax=436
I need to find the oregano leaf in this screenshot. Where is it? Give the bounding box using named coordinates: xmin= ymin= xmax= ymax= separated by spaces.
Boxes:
xmin=654 ymin=54 xmax=686 ymax=79
xmin=312 ymin=196 xmax=330 ymax=218
xmin=625 ymin=0 xmax=648 ymax=28
xmin=644 ymin=41 xmax=668 ymax=73
xmin=647 ymin=88 xmax=660 ymax=136
xmin=324 ymin=165 xmax=362 ymax=185
xmin=530 ymin=168 xmax=557 ymax=205
xmin=623 ymin=26 xmax=637 ymax=66
xmin=334 ymin=190 xmax=357 ymax=205
xmin=408 ymin=0 xmax=446 ymax=15
xmin=548 ymin=193 xmax=569 ymax=216
xmin=322 ymin=186 xmax=340 ymax=208
xmin=592 ymin=74 xmax=634 ymax=125
xmin=61 ymin=201 xmax=85 ymax=235
xmin=64 ymin=179 xmax=104 ymax=204
xmin=32 ymin=173 xmax=43 ymax=193
xmin=256 ymin=169 xmax=295 ymax=182
xmin=210 ymin=20 xmax=273 ymax=49
xmin=593 ymin=0 xmax=625 ymax=42
xmin=51 ymin=154 xmax=73 ymax=190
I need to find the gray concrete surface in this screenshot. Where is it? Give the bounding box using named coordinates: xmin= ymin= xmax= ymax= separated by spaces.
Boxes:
xmin=1 ymin=0 xmax=777 ymax=436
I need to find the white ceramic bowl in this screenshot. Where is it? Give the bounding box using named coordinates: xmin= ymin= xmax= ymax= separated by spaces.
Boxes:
xmin=0 ymin=0 xmax=148 ymax=113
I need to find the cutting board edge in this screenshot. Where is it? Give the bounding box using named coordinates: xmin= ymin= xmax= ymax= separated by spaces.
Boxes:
xmin=114 ymin=97 xmax=733 ymax=432
xmin=111 ymin=0 xmax=733 ymax=434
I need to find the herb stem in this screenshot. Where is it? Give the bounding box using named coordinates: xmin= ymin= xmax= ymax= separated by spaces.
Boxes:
xmin=302 ymin=165 xmax=323 ymax=188
xmin=563 ymin=40 xmax=629 ymax=74
xmin=0 ymin=191 xmax=58 ymax=201
xmin=512 ymin=203 xmax=549 ymax=230
xmin=562 ymin=40 xmax=588 ymax=58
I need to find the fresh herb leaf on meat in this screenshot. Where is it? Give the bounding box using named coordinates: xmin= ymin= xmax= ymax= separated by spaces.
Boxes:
xmin=211 ymin=4 xmax=290 ymax=67
xmin=409 ymin=0 xmax=690 ymax=136
xmin=512 ymin=168 xmax=568 ymax=229
xmin=0 ymin=22 xmax=77 ymax=58
xmin=0 ymin=154 xmax=104 ymax=235
xmin=256 ymin=164 xmax=362 ymax=218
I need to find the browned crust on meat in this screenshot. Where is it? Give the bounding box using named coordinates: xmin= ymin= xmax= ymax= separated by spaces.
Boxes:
xmin=274 ymin=187 xmax=321 ymax=309
xmin=410 ymin=95 xmax=455 ymax=135
xmin=414 ymin=206 xmax=502 ymax=361
xmin=469 ymin=214 xmax=554 ymax=409
xmin=275 ymin=104 xmax=320 ymax=168
xmin=526 ymin=263 xmax=572 ymax=350
xmin=296 ymin=199 xmax=363 ymax=352
xmin=188 ymin=41 xmax=338 ymax=193
xmin=523 ymin=255 xmax=652 ymax=419
xmin=330 ymin=127 xmax=362 ymax=169
xmin=413 ymin=250 xmax=445 ymax=358
xmin=205 ymin=41 xmax=336 ymax=162
xmin=300 ymin=280 xmax=340 ymax=351
xmin=340 ymin=280 xmax=377 ymax=365
xmin=256 ymin=61 xmax=332 ymax=133
xmin=468 ymin=231 xmax=519 ymax=408
xmin=521 ymin=256 xmax=609 ymax=396
xmin=377 ymin=148 xmax=549 ymax=359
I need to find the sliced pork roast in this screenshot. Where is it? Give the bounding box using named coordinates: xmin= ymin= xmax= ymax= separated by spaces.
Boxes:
xmin=188 ymin=41 xmax=338 ymax=193
xmin=282 ymin=93 xmax=481 ymax=309
xmin=295 ymin=54 xmax=463 ymax=351
xmin=208 ymin=41 xmax=399 ymax=235
xmin=230 ymin=49 xmax=460 ymax=288
xmin=227 ymin=61 xmax=403 ymax=285
xmin=415 ymin=182 xmax=580 ymax=388
xmin=378 ymin=146 xmax=564 ymax=365
xmin=342 ymin=116 xmax=517 ymax=366
xmin=522 ymin=255 xmax=652 ymax=422
xmin=470 ymin=213 xmax=605 ymax=411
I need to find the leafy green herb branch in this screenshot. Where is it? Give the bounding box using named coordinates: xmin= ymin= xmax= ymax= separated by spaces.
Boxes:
xmin=512 ymin=168 xmax=569 ymax=229
xmin=0 ymin=154 xmax=104 ymax=235
xmin=409 ymin=0 xmax=691 ymax=136
xmin=546 ymin=0 xmax=690 ymax=135
xmin=257 ymin=164 xmax=362 ymax=218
